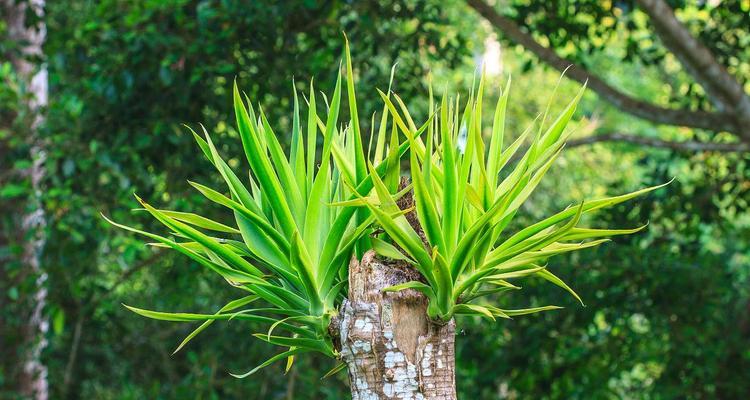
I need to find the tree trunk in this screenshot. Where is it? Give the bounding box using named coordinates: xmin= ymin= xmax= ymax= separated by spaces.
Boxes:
xmin=335 ymin=251 xmax=457 ymax=400
xmin=2 ymin=1 xmax=49 ymax=399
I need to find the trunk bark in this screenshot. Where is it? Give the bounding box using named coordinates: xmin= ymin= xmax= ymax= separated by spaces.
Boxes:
xmin=335 ymin=251 xmax=456 ymax=400
xmin=2 ymin=1 xmax=49 ymax=399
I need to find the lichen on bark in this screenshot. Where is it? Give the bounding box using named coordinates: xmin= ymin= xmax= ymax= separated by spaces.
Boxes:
xmin=335 ymin=251 xmax=456 ymax=400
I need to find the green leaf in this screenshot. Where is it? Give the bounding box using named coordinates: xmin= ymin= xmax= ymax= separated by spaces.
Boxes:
xmin=191 ymin=125 xmax=257 ymax=209
xmin=306 ymin=79 xmax=318 ymax=196
xmin=487 ymin=76 xmax=511 ymax=184
xmin=440 ymin=94 xmax=459 ymax=254
xmin=432 ymin=251 xmax=454 ymax=317
xmin=102 ymin=214 xmax=260 ymax=285
xmin=321 ymin=362 xmax=347 ymax=380
xmin=371 ymin=236 xmax=414 ymax=263
xmin=344 ymin=37 xmax=367 ymax=185
xmin=453 ymin=303 xmax=496 ymax=320
xmin=382 ymin=281 xmax=434 ymax=297
xmin=150 ymin=209 xmax=239 ymax=234
xmin=258 ymin=108 xmax=305 ymax=224
xmin=290 ymin=231 xmax=323 ymax=314
xmin=486 ymin=265 xmax=546 ymax=280
xmin=502 ymin=306 xmax=563 ymax=316
xmin=136 ymin=195 xmax=263 ymax=276
xmin=303 ymin=69 xmax=342 ymax=263
xmin=535 ymin=268 xmax=584 ymax=306
xmin=494 ymin=181 xmax=671 ymax=256
xmin=408 ymin=131 xmax=445 ymax=252
xmin=537 ymin=84 xmax=586 ymax=156
xmin=561 ymin=224 xmax=648 ymax=242
xmin=173 ymin=295 xmax=259 ymax=354
xmin=252 ymin=334 xmax=330 ymax=354
xmin=123 ymin=304 xmax=289 ymax=324
xmin=290 ymin=79 xmax=306 ymax=195
xmin=320 ymin=215 xmax=376 ymax=295
xmin=188 ymin=181 xmax=287 ymax=250
xmin=230 ymin=348 xmax=311 ymax=379
xmin=234 ymin=82 xmax=298 ymax=237
xmin=359 ymin=163 xmax=433 ymax=282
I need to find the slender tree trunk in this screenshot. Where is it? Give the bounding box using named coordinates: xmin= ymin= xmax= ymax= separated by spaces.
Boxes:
xmin=2 ymin=1 xmax=49 ymax=399
xmin=335 ymin=251 xmax=457 ymax=400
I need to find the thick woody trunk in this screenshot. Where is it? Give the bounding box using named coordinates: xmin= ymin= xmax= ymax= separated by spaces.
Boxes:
xmin=1 ymin=1 xmax=49 ymax=399
xmin=336 ymin=251 xmax=456 ymax=400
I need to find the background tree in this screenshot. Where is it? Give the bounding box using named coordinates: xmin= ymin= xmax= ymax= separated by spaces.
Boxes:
xmin=468 ymin=0 xmax=750 ymax=150
xmin=1 ymin=0 xmax=49 ymax=398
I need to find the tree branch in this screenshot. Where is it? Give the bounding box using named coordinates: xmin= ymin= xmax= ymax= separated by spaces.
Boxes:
xmin=635 ymin=0 xmax=750 ymax=140
xmin=638 ymin=3 xmax=732 ymax=109
xmin=61 ymin=313 xmax=84 ymax=398
xmin=465 ymin=0 xmax=739 ymax=136
xmin=566 ymin=132 xmax=749 ymax=153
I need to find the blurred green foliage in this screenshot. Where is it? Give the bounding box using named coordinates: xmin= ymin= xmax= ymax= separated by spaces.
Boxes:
xmin=1 ymin=0 xmax=748 ymax=399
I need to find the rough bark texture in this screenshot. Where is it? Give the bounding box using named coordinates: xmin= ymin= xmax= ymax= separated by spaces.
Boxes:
xmin=337 ymin=251 xmax=456 ymax=400
xmin=1 ymin=1 xmax=49 ymax=399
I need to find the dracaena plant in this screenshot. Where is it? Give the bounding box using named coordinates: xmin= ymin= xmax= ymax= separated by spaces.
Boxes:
xmin=359 ymin=74 xmax=668 ymax=322
xmin=104 ymin=42 xmax=411 ymax=376
xmin=106 ymin=42 xmax=666 ymax=379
